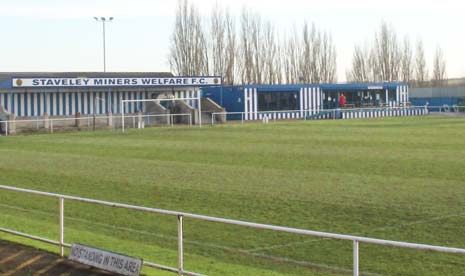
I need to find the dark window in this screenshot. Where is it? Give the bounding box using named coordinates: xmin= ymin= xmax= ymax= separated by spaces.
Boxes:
xmin=258 ymin=91 xmax=298 ymax=111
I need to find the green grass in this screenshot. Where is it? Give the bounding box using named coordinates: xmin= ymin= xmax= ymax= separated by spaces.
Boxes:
xmin=1 ymin=116 xmax=465 ymax=275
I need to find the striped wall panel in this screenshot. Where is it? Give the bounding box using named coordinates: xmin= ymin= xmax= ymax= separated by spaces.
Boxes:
xmin=243 ymin=88 xmax=258 ymax=120
xmin=0 ymin=91 xmax=152 ymax=117
xmin=341 ymin=107 xmax=428 ymax=120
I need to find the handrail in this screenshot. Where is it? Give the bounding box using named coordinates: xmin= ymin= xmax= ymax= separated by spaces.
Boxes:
xmin=0 ymin=113 xmax=193 ymax=136
xmin=1 ymin=184 xmax=465 ymax=276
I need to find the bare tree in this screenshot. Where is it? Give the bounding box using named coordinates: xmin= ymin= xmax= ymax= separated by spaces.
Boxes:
xmin=251 ymin=14 xmax=265 ymax=84
xmin=432 ymin=45 xmax=447 ymax=87
xmin=169 ymin=0 xmax=208 ymax=76
xmin=283 ymin=28 xmax=301 ymax=84
xmin=400 ymin=36 xmax=413 ymax=83
xmin=238 ymin=8 xmax=254 ymax=84
xmin=414 ymin=39 xmax=428 ymax=87
xmin=300 ymin=23 xmax=320 ymax=83
xmin=372 ymin=22 xmax=400 ymax=81
xmin=209 ymin=3 xmax=226 ymax=77
xmin=224 ymin=10 xmax=237 ymax=85
xmin=169 ymin=3 xmax=337 ymax=84
xmin=262 ymin=22 xmax=278 ymax=84
xmin=274 ymin=40 xmax=284 ymax=84
xmin=349 ymin=22 xmax=411 ymax=83
xmin=347 ymin=45 xmax=370 ymax=82
xmin=319 ymin=30 xmax=337 ymax=83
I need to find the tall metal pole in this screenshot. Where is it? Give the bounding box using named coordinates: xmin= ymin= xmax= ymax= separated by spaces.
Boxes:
xmin=102 ymin=20 xmax=106 ymax=72
xmin=94 ymin=17 xmax=113 ymax=72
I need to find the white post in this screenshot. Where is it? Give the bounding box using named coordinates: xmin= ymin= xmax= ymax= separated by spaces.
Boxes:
xmin=241 ymin=113 xmax=244 ymax=124
xmin=59 ymin=197 xmax=64 ymax=257
xmin=50 ymin=120 xmax=54 ymax=134
xmin=178 ymin=215 xmax=184 ymax=276
xmin=189 ymin=114 xmax=192 ymax=127
xmin=121 ymin=100 xmax=125 ymax=133
xmin=5 ymin=121 xmax=8 ymax=136
xmin=353 ymin=240 xmax=359 ymax=276
xmin=211 ymin=113 xmax=214 ymax=126
xmin=198 ymin=93 xmax=202 ymax=128
xmin=171 ymin=114 xmax=174 ymax=127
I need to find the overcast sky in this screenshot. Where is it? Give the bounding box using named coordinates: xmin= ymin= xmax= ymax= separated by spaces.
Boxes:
xmin=0 ymin=0 xmax=464 ymax=81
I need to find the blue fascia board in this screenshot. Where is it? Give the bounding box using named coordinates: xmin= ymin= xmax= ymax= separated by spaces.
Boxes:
xmin=233 ymin=82 xmax=406 ymax=92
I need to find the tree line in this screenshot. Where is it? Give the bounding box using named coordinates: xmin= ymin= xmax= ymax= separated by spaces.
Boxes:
xmin=169 ymin=0 xmax=447 ymax=86
xmin=346 ymin=21 xmax=447 ymax=87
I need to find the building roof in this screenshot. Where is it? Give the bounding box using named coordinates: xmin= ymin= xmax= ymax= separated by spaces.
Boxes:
xmin=240 ymin=82 xmax=407 ymax=91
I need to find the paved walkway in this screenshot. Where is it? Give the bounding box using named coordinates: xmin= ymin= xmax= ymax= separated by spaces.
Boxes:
xmin=0 ymin=240 xmax=115 ymax=276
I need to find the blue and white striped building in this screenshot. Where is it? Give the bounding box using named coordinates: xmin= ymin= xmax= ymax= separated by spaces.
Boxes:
xmin=0 ymin=72 xmax=214 ymax=118
xmin=203 ymin=83 xmax=426 ymax=120
xmin=0 ymin=73 xmax=427 ymax=121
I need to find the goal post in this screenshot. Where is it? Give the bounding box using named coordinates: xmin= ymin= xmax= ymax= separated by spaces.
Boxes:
xmin=121 ymin=97 xmax=202 ymax=132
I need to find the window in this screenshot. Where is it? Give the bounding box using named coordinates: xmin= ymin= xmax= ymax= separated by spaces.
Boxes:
xmin=258 ymin=91 xmax=298 ymax=111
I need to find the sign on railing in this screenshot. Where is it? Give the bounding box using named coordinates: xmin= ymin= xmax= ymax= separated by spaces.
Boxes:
xmin=69 ymin=243 xmax=143 ymax=276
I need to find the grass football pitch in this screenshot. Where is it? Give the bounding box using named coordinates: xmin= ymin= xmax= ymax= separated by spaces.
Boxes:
xmin=1 ymin=116 xmax=465 ymax=275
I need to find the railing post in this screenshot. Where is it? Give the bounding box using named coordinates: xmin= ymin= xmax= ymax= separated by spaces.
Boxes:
xmin=241 ymin=113 xmax=244 ymax=124
xmin=59 ymin=197 xmax=64 ymax=257
xmin=178 ymin=215 xmax=184 ymax=276
xmin=353 ymin=240 xmax=359 ymax=276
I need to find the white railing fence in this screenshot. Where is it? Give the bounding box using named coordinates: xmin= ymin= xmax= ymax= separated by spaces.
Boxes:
xmin=0 ymin=113 xmax=193 ymax=136
xmin=1 ymin=184 xmax=465 ymax=276
xmin=211 ymin=106 xmax=432 ymax=125
xmin=1 ymin=105 xmax=464 ymax=135
xmin=121 ymin=97 xmax=202 ymax=133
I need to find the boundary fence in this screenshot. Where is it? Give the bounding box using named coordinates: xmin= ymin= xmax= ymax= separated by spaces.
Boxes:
xmin=1 ymin=105 xmax=465 ymax=135
xmin=1 ymin=184 xmax=465 ymax=276
xmin=0 ymin=113 xmax=192 ymax=136
xmin=211 ymin=106 xmax=431 ymax=125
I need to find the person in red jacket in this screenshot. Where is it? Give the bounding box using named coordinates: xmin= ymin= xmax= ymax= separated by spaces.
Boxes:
xmin=339 ymin=93 xmax=346 ymax=108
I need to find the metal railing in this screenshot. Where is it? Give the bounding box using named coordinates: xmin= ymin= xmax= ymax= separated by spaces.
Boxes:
xmin=0 ymin=113 xmax=193 ymax=136
xmin=211 ymin=106 xmax=431 ymax=125
xmin=1 ymin=184 xmax=465 ymax=276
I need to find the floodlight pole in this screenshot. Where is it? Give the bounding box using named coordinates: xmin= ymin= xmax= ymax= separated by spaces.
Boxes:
xmin=94 ymin=17 xmax=113 ymax=72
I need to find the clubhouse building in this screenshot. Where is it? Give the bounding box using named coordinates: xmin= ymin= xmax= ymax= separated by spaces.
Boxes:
xmin=0 ymin=72 xmax=427 ymax=130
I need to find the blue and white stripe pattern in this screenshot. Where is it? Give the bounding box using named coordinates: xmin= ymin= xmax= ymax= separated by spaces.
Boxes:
xmin=244 ymin=88 xmax=258 ymax=120
xmin=396 ymin=85 xmax=409 ymax=105
xmin=341 ymin=107 xmax=428 ymax=119
xmin=244 ymin=87 xmax=323 ymax=120
xmin=299 ymin=87 xmax=323 ymax=118
xmin=0 ymin=90 xmax=200 ymax=117
xmin=173 ymin=90 xmax=200 ymax=108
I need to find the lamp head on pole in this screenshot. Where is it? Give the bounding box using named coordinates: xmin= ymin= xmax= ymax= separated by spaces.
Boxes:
xmin=94 ymin=17 xmax=114 ymax=22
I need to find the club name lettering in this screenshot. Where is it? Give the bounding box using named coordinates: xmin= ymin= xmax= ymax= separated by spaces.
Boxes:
xmin=23 ymin=77 xmax=212 ymax=87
